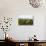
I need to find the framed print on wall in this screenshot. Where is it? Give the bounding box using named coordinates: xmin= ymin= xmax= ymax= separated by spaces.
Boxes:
xmin=17 ymin=15 xmax=34 ymax=25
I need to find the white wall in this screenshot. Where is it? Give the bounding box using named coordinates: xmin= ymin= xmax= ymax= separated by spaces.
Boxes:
xmin=0 ymin=0 xmax=46 ymax=40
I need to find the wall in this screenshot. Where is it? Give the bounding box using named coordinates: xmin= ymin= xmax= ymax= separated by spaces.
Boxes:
xmin=0 ymin=0 xmax=46 ymax=40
